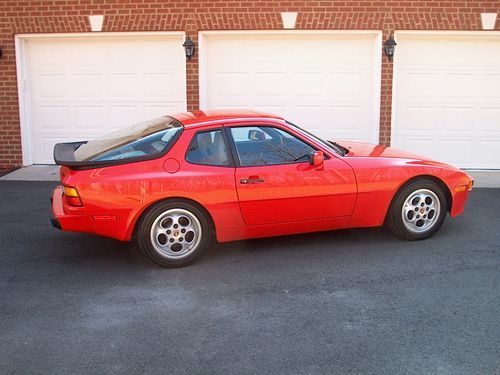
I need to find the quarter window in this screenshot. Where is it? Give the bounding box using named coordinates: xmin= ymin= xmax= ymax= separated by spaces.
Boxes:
xmin=229 ymin=126 xmax=315 ymax=167
xmin=186 ymin=130 xmax=230 ymax=167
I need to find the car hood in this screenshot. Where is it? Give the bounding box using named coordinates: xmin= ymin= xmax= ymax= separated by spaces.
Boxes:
xmin=334 ymin=140 xmax=453 ymax=167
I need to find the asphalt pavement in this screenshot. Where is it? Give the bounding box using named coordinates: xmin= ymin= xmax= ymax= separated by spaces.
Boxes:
xmin=0 ymin=181 xmax=498 ymax=374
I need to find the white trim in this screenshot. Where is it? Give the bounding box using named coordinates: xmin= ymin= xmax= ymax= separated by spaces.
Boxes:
xmin=198 ymin=30 xmax=383 ymax=144
xmin=15 ymin=31 xmax=186 ymax=39
xmin=372 ymin=32 xmax=383 ymax=144
xmin=15 ymin=37 xmax=33 ymax=165
xmin=199 ymin=30 xmax=382 ymax=36
xmin=390 ymin=30 xmax=500 ymax=147
xmin=198 ymin=31 xmax=207 ymax=109
xmin=391 ymin=30 xmax=500 ymax=37
xmin=14 ymin=31 xmax=186 ymax=166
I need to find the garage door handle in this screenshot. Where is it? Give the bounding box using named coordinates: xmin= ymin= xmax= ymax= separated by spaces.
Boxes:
xmin=240 ymin=178 xmax=264 ymax=184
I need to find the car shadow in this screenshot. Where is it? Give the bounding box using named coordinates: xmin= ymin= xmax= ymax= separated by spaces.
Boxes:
xmin=42 ymin=216 xmax=467 ymax=271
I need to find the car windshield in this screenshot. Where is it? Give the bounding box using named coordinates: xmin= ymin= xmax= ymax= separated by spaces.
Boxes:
xmin=74 ymin=116 xmax=182 ymax=162
xmin=285 ymin=121 xmax=345 ymax=156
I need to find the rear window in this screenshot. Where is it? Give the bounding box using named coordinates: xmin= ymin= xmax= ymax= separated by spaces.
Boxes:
xmin=74 ymin=116 xmax=182 ymax=162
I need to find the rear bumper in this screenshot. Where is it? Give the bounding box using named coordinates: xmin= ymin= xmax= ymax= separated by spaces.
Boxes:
xmin=51 ymin=186 xmax=94 ymax=234
xmin=50 ymin=215 xmax=62 ymax=230
xmin=50 ymin=186 xmax=130 ymax=241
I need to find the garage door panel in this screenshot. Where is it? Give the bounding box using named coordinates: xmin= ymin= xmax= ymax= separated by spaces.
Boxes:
xmin=71 ymin=74 xmax=104 ymax=97
xmin=203 ymin=32 xmax=380 ymax=143
xmin=481 ymin=42 xmax=500 ymax=66
xmin=106 ymin=73 xmax=141 ymax=97
xmin=70 ymin=42 xmax=104 ymax=66
xmin=441 ymin=106 xmax=476 ymax=133
xmin=73 ymin=106 xmax=107 ymax=130
xmin=209 ymin=72 xmax=249 ymax=97
xmin=393 ymin=33 xmax=500 ymax=169
xmin=397 ymin=105 xmax=437 ymax=132
xmin=145 ymin=103 xmax=181 ymax=115
xmin=32 ymin=106 xmax=69 ymax=130
xmin=32 ymin=74 xmax=68 ymax=98
xmin=480 ymin=107 xmax=500 ymax=132
xmin=441 ymin=73 xmax=478 ymax=98
xmin=253 ymin=73 xmax=288 ymax=97
xmin=327 ymin=72 xmax=370 ymax=97
xmin=28 ymin=42 xmax=67 ymax=67
xmin=478 ymin=140 xmax=500 ymax=168
xmin=108 ymin=106 xmax=145 ymax=129
xmin=401 ymin=139 xmax=435 ymax=153
xmin=398 ymin=72 xmax=438 ymax=98
xmin=25 ymin=35 xmax=186 ymax=164
xmin=143 ymin=73 xmax=179 ymax=98
xmin=439 ymin=140 xmax=473 ymax=164
xmin=482 ymin=74 xmax=500 ymax=99
xmin=290 ymin=72 xmax=323 ymax=97
xmin=143 ymin=42 xmax=178 ymax=66
xmin=441 ymin=43 xmax=477 ymax=67
xmin=107 ymin=42 xmax=138 ymax=66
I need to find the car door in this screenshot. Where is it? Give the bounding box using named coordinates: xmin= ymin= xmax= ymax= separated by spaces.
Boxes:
xmin=227 ymin=125 xmax=357 ymax=226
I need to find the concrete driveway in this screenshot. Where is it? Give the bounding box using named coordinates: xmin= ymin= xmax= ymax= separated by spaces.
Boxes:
xmin=0 ymin=181 xmax=498 ymax=374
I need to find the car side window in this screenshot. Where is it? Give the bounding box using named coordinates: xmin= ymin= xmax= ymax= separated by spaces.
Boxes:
xmin=229 ymin=126 xmax=315 ymax=167
xmin=186 ymin=129 xmax=230 ymax=167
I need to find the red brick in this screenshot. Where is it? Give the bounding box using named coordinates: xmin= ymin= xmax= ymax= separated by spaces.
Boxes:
xmin=0 ymin=0 xmax=499 ymax=166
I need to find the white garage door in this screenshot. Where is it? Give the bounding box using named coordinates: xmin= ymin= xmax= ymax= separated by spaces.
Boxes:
xmin=22 ymin=34 xmax=186 ymax=164
xmin=392 ymin=32 xmax=500 ymax=169
xmin=200 ymin=32 xmax=381 ymax=142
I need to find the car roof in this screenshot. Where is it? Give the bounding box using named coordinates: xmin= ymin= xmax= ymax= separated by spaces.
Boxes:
xmin=170 ymin=109 xmax=284 ymax=127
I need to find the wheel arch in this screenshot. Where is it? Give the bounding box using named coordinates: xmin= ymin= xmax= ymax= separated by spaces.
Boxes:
xmin=385 ymin=174 xmax=452 ymax=224
xmin=127 ymin=196 xmax=216 ymax=241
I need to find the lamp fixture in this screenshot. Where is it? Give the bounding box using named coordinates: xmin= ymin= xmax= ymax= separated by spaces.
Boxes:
xmin=384 ymin=33 xmax=397 ymax=60
xmin=183 ymin=36 xmax=195 ymax=60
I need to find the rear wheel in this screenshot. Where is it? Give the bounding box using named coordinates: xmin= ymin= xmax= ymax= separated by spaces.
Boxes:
xmin=138 ymin=201 xmax=211 ymax=267
xmin=387 ymin=180 xmax=447 ymax=240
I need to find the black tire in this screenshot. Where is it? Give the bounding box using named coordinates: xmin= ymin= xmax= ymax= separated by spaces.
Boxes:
xmin=138 ymin=200 xmax=212 ymax=267
xmin=386 ymin=179 xmax=448 ymax=240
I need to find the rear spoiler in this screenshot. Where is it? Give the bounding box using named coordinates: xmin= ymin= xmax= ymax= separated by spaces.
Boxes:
xmin=53 ymin=141 xmax=87 ymax=166
xmin=53 ymin=140 xmax=174 ymax=169
xmin=53 ymin=141 xmax=117 ymax=168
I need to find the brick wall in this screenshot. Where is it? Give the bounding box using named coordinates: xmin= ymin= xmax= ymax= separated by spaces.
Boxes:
xmin=0 ymin=1 xmax=499 ymax=167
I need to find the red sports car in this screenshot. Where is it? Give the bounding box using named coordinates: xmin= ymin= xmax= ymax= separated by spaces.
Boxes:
xmin=51 ymin=110 xmax=473 ymax=267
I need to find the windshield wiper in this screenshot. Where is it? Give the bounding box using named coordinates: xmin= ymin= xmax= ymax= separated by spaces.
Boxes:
xmin=293 ymin=154 xmax=310 ymax=162
xmin=329 ymin=141 xmax=348 ymax=156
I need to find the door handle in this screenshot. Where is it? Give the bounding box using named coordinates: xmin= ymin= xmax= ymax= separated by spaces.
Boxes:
xmin=240 ymin=178 xmax=265 ymax=184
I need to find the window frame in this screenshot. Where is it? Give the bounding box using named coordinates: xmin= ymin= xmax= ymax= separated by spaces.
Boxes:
xmin=184 ymin=127 xmax=235 ymax=168
xmin=224 ymin=124 xmax=326 ymax=168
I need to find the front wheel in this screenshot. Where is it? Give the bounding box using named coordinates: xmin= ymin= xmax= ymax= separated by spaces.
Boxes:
xmin=138 ymin=201 xmax=211 ymax=267
xmin=387 ymin=180 xmax=448 ymax=240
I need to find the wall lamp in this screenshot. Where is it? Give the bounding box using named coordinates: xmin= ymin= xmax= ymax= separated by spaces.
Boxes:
xmin=384 ymin=33 xmax=397 ymax=60
xmin=183 ymin=36 xmax=195 ymax=60
xmin=0 ymin=48 xmax=3 ymax=59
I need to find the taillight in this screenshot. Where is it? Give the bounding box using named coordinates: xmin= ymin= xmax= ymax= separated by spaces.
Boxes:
xmin=63 ymin=186 xmax=83 ymax=207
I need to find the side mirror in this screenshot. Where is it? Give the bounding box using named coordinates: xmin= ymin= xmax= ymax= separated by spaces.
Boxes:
xmin=309 ymin=150 xmax=324 ymax=167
